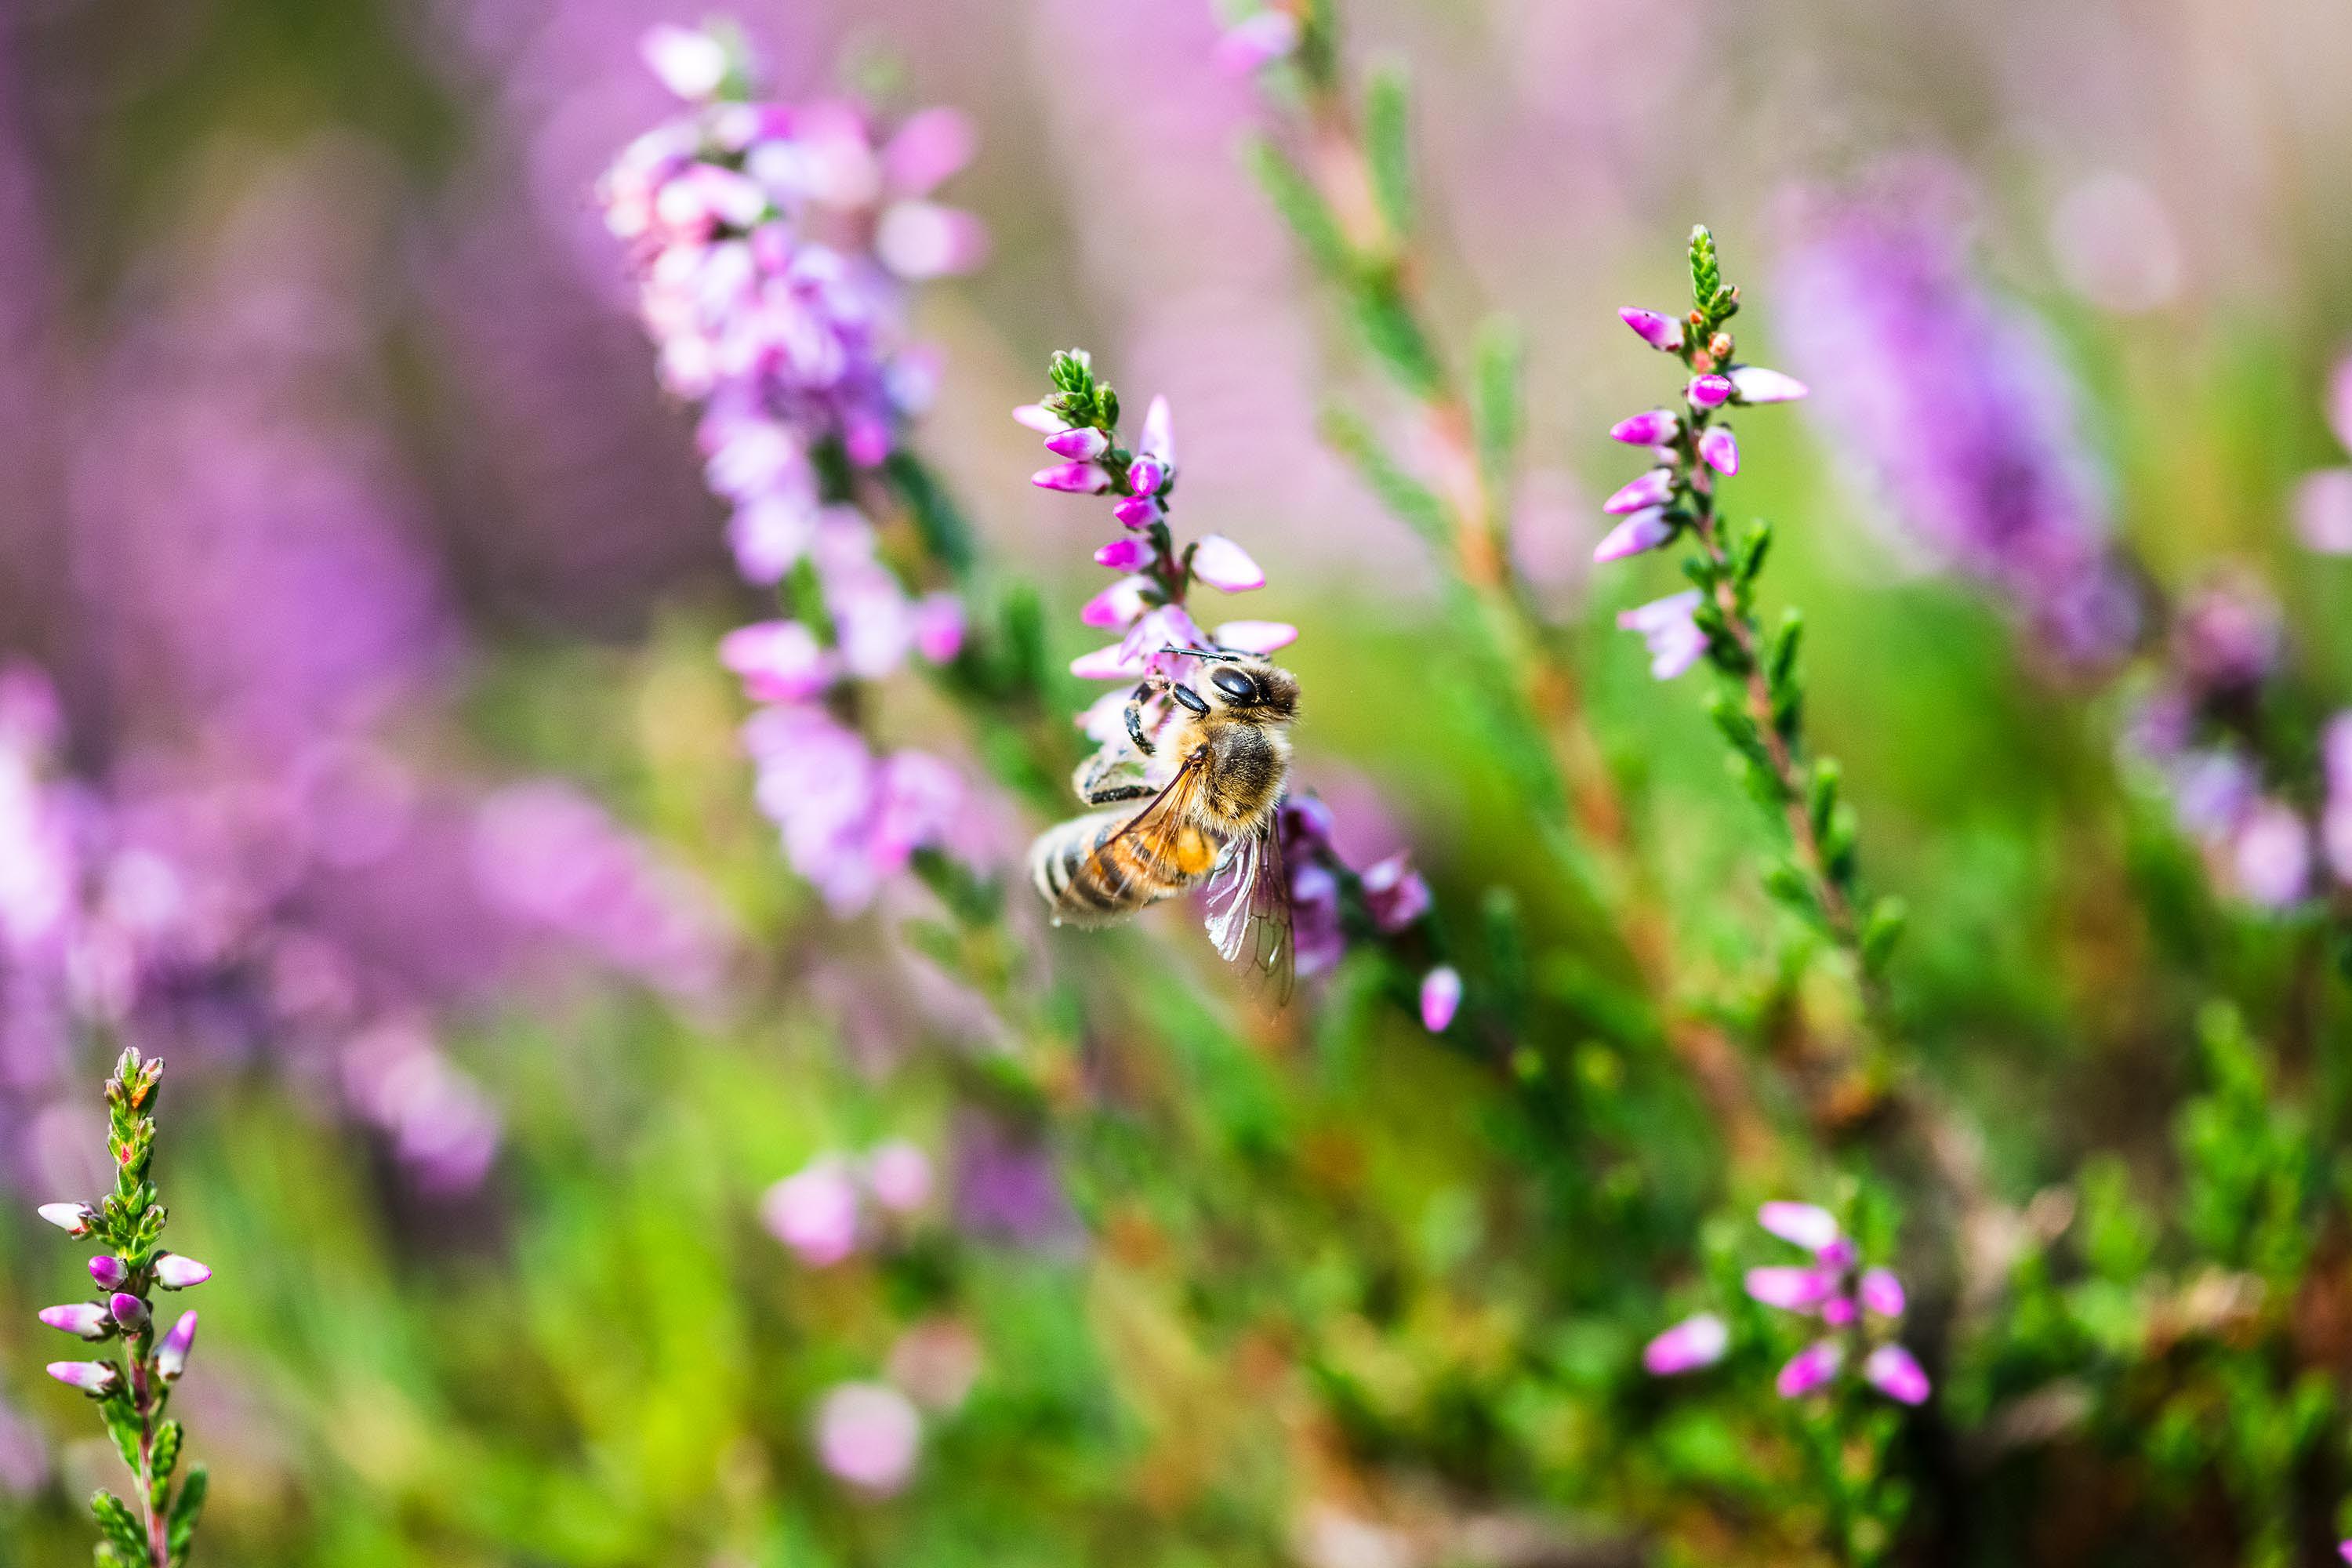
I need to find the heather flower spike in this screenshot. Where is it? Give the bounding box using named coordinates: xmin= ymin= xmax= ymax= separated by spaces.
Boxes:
xmin=36 ymin=1047 xmax=209 ymax=1565
xmin=1740 ymin=1200 xmax=1930 ymax=1409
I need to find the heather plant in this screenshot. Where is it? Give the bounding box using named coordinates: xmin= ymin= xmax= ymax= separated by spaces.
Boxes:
xmin=36 ymin=1049 xmax=207 ymax=1568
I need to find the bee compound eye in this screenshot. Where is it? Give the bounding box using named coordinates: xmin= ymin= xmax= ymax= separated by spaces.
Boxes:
xmin=1210 ymin=666 xmax=1255 ymax=702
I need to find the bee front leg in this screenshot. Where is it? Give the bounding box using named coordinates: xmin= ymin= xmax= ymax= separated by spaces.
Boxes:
xmin=1124 ymin=681 xmax=1158 ymax=758
xmin=1075 ymin=748 xmax=1156 ymax=806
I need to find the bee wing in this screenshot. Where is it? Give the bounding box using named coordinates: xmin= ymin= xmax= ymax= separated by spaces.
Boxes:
xmin=1203 ymin=816 xmax=1297 ymax=1007
xmin=1080 ymin=745 xmax=1214 ymax=899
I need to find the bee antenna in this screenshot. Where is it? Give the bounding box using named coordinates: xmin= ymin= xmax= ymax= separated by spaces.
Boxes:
xmin=1155 ymin=645 xmax=1241 ymax=662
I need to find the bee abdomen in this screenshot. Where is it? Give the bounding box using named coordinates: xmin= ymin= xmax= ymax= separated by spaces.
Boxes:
xmin=1029 ymin=808 xmax=1218 ymax=928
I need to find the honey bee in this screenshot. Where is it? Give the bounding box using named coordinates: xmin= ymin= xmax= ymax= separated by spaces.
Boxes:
xmin=1029 ymin=649 xmax=1298 ymax=1000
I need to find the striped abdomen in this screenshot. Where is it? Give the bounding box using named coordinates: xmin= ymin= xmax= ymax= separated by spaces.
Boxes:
xmin=1029 ymin=807 xmax=1227 ymax=928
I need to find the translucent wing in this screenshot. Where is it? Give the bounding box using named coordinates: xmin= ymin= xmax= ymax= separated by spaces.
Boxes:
xmin=1203 ymin=815 xmax=1297 ymax=1007
xmin=1076 ymin=745 xmax=1214 ymax=902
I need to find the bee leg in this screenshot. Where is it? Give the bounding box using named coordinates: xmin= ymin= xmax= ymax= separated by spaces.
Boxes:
xmin=1076 ymin=746 xmax=1157 ymax=806
xmin=1124 ymin=686 xmax=1157 ymax=757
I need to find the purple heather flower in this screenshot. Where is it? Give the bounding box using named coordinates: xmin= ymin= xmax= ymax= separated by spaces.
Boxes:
xmin=641 ymin=24 xmax=731 ymax=100
xmin=1727 ymin=366 xmax=1808 ymax=405
xmin=2172 ymin=579 xmax=2284 ymax=697
xmin=89 ymin=1255 xmax=128 ymax=1291
xmin=1419 ymin=966 xmax=1462 ymax=1033
xmin=1698 ymin=426 xmax=1740 ymax=475
xmin=152 ymin=1253 xmax=211 ymax=1290
xmin=1686 ymin=375 xmax=1733 ymax=408
xmin=2231 ymin=800 xmax=2311 ymax=908
xmin=1776 ymin=1341 xmax=1842 ymax=1398
xmin=158 ymin=1311 xmax=196 ymax=1381
xmin=38 ymin=1302 xmax=112 ymax=1340
xmin=1594 ymin=507 xmax=1673 ymax=564
xmin=1758 ymin=1201 xmax=1841 ymax=1252
xmin=1127 ymin=456 xmax=1167 ymax=497
xmin=108 ymin=1292 xmax=148 ymax=1331
xmin=1033 ymin=461 xmax=1111 ymax=495
xmin=1211 ymin=620 xmax=1299 ymax=655
xmin=1112 ymin=495 xmax=1163 ymax=529
xmin=720 ymin=621 xmax=836 ymax=705
xmin=1610 ymin=410 xmax=1681 ymax=446
xmin=37 ymin=1203 xmax=92 ymax=1236
xmin=1044 ymin=426 xmax=1109 ymax=461
xmin=764 ymin=1156 xmax=863 ymax=1267
xmin=1859 ymin=1268 xmax=1906 ymax=1318
xmin=1080 ymin=576 xmax=1152 ymax=631
xmin=1094 ymin=537 xmax=1158 ymax=572
xmin=815 ymin=1381 xmax=923 ymax=1495
xmin=45 ymin=1361 xmax=118 ymax=1396
xmin=1137 ymin=395 xmax=1177 ymax=469
xmin=2296 ymin=470 xmax=2352 ymax=555
xmin=1642 ymin=1312 xmax=1730 ymax=1375
xmin=1777 ymin=166 xmax=2136 ymax=667
xmin=1862 ymin=1344 xmax=1932 ymax=1406
xmin=1618 ymin=308 xmax=1685 ymax=353
xmin=1603 ymin=468 xmax=1675 ymax=514
xmin=866 ymin=1142 xmax=934 ymax=1215
xmin=1012 ymin=403 xmax=1068 ymax=434
xmin=1744 ymin=1265 xmax=1839 ymax=1312
xmin=1189 ymin=535 xmax=1265 ymax=593
xmin=875 ymin=201 xmax=990 ymax=281
xmin=1617 ymin=590 xmax=1708 ymax=681
xmin=1360 ymin=854 xmax=1432 ymax=931
xmin=1215 ymin=9 xmax=1303 ymax=74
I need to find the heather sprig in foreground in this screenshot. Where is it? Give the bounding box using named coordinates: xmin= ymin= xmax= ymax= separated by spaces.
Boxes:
xmin=37 ymin=1048 xmax=209 ymax=1567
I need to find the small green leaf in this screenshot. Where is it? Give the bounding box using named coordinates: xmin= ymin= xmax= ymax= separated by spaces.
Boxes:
xmin=1352 ymin=284 xmax=1443 ymax=398
xmin=1468 ymin=315 xmax=1523 ymax=502
xmin=152 ymin=1421 xmax=182 ymax=1485
xmin=1861 ymin=896 xmax=1907 ymax=975
xmin=98 ymin=1396 xmax=142 ymax=1475
xmin=1244 ymin=134 xmax=1352 ymax=279
xmin=167 ymin=1466 xmax=207 ymax=1560
xmin=90 ymin=1491 xmax=147 ymax=1563
xmin=1362 ymin=61 xmax=1414 ymax=241
xmin=883 ymin=452 xmax=975 ymax=579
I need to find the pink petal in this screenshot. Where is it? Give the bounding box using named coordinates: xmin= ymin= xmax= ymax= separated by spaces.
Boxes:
xmin=1071 ymin=642 xmax=1148 ymax=680
xmin=1215 ymin=11 xmax=1302 ymax=74
xmin=876 ymin=201 xmax=989 ymax=279
xmin=1033 ymin=463 xmax=1110 ymax=495
xmin=1609 ymin=409 xmax=1680 ymax=445
xmin=1618 ymin=307 xmax=1684 ymax=352
xmin=1211 ymin=620 xmax=1298 ymax=655
xmin=1758 ymin=1201 xmax=1841 ymax=1252
xmin=640 ymin=24 xmax=728 ymax=99
xmin=1862 ymin=1343 xmax=1931 ymax=1406
xmin=1642 ymin=1312 xmax=1729 ymax=1376
xmin=1079 ymin=575 xmax=1151 ymax=630
xmin=1687 ymin=375 xmax=1734 ymax=408
xmin=1012 ymin=403 xmax=1068 ymax=434
xmin=1728 ymin=365 xmax=1809 ymax=404
xmin=1593 ymin=507 xmax=1672 ymax=563
xmin=1045 ymin=426 xmax=1109 ymax=461
xmin=1112 ymin=495 xmax=1163 ymax=529
xmin=1602 ymin=469 xmax=1673 ymax=514
xmin=1419 ymin=966 xmax=1462 ymax=1032
xmin=913 ymin=594 xmax=965 ymax=664
xmin=1744 ymin=1265 xmax=1838 ymax=1313
xmin=1775 ymin=1341 xmax=1842 ymax=1399
xmin=2295 ymin=469 xmax=2352 ymax=554
xmin=1138 ymin=394 xmax=1176 ymax=465
xmin=881 ymin=107 xmax=977 ymax=196
xmin=1859 ymin=1269 xmax=1906 ymax=1318
xmin=1190 ymin=534 xmax=1266 ymax=593
xmin=1698 ymin=426 xmax=1739 ymax=474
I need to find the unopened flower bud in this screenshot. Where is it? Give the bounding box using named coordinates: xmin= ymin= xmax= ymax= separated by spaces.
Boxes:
xmin=1112 ymin=495 xmax=1162 ymax=529
xmin=45 ymin=1360 xmax=118 ymax=1396
xmin=1127 ymin=456 xmax=1166 ymax=496
xmin=1094 ymin=537 xmax=1156 ymax=571
xmin=1617 ymin=308 xmax=1684 ymax=352
xmin=89 ymin=1255 xmax=128 ymax=1291
xmin=1032 ymin=462 xmax=1111 ymax=495
xmin=1608 ymin=410 xmax=1680 ymax=446
xmin=1602 ymin=469 xmax=1674 ymax=515
xmin=1044 ymin=427 xmax=1108 ymax=460
xmin=108 ymin=1293 xmax=149 ymax=1333
xmin=37 ymin=1203 xmax=93 ymax=1236
xmin=38 ymin=1303 xmax=113 ymax=1340
xmin=1708 ymin=332 xmax=1735 ymax=361
xmin=1727 ymin=365 xmax=1809 ymax=404
xmin=1687 ymin=375 xmax=1734 ymax=409
xmin=158 ymin=1312 xmax=198 ymax=1381
xmin=1189 ymin=535 xmax=1265 ymax=593
xmin=153 ymin=1254 xmax=212 ymax=1290
xmin=1419 ymin=966 xmax=1463 ymax=1033
xmin=1697 ymin=426 xmax=1739 ymax=475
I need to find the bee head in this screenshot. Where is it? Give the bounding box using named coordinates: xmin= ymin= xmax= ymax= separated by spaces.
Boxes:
xmin=1163 ymin=648 xmax=1298 ymax=722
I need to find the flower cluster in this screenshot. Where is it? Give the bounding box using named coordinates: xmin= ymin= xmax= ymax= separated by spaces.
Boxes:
xmin=1021 ymin=348 xmax=1297 ymax=739
xmin=1644 ymin=1203 xmax=1929 ymax=1408
xmin=1277 ymin=795 xmax=1454 ymax=1029
xmin=2293 ymin=352 xmax=2352 ymax=554
xmin=811 ymin=1315 xmax=982 ymax=1499
xmin=1774 ymin=165 xmax=2140 ymax=670
xmin=599 ymin=24 xmax=985 ymax=913
xmin=2125 ymin=576 xmax=2351 ymax=908
xmin=761 ymin=1139 xmax=935 ymax=1267
xmin=1599 ymin=244 xmax=1809 ymax=681
xmin=37 ymin=1048 xmax=209 ymax=1566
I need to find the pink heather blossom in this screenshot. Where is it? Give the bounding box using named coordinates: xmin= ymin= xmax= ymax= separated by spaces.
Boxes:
xmin=158 ymin=1312 xmax=197 ymax=1381
xmin=913 ymin=594 xmax=966 ymax=663
xmin=1744 ymin=1265 xmax=1838 ymax=1312
xmin=1617 ymin=591 xmax=1708 ymax=681
xmin=641 ymin=24 xmax=731 ymax=100
xmin=1594 ymin=508 xmax=1673 ymax=564
xmin=887 ymin=1317 xmax=982 ymax=1411
xmin=1080 ymin=576 xmax=1152 ymax=630
xmin=1127 ymin=456 xmax=1167 ymax=497
xmin=1095 ymin=537 xmax=1157 ymax=572
xmin=882 ymin=108 xmax=978 ymax=198
xmin=1419 ymin=966 xmax=1462 ymax=1033
xmin=1215 ymin=9 xmax=1303 ymax=74
xmin=1859 ymin=1268 xmax=1907 ymax=1318
xmin=720 ymin=622 xmax=835 ymax=704
xmin=1698 ymin=426 xmax=1740 ymax=475
xmin=1012 ymin=403 xmax=1067 ymax=434
xmin=875 ymin=201 xmax=990 ymax=280
xmin=1727 ymin=365 xmax=1809 ymax=404
xmin=1687 ymin=375 xmax=1733 ymax=408
xmin=45 ymin=1361 xmax=118 ymax=1396
xmin=1862 ymin=1344 xmax=1932 ymax=1406
xmin=1758 ymin=1201 xmax=1842 ymax=1252
xmin=2296 ymin=470 xmax=2352 ymax=554
xmin=1642 ymin=1312 xmax=1729 ymax=1375
xmin=1776 ymin=1341 xmax=1843 ymax=1398
xmin=1212 ymin=620 xmax=1299 ymax=655
xmin=37 ymin=1203 xmax=91 ymax=1236
xmin=89 ymin=1256 xmax=128 ymax=1292
xmin=1033 ymin=461 xmax=1111 ymax=495
xmin=154 ymin=1254 xmax=212 ymax=1290
xmin=1618 ymin=308 xmax=1685 ymax=352
xmin=1610 ymin=410 xmax=1680 ymax=445
xmin=763 ymin=1156 xmax=863 ymax=1266
xmin=2232 ymin=799 xmax=2310 ymax=908
xmin=815 ymin=1381 xmax=923 ymax=1494
xmin=1071 ymin=642 xmax=1149 ymax=681
xmin=1603 ymin=469 xmax=1674 ymax=514
xmin=38 ymin=1303 xmax=111 ymax=1340
xmin=1112 ymin=495 xmax=1163 ymax=529
xmin=1190 ymin=535 xmax=1265 ymax=593
xmin=1045 ymin=426 xmax=1109 ymax=461
xmin=1137 ymin=394 xmax=1177 ymax=470
xmin=866 ymin=1141 xmax=935 ymax=1214
xmin=1360 ymin=854 xmax=1432 ymax=931
xmin=728 ymin=494 xmax=818 ymax=584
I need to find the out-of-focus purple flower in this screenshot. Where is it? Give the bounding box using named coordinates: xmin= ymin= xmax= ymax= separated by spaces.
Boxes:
xmin=1190 ymin=535 xmax=1265 ymax=593
xmin=1215 ymin=9 xmax=1303 ymax=74
xmin=45 ymin=1360 xmax=118 ymax=1396
xmin=2171 ymin=579 xmax=2283 ymax=698
xmin=815 ymin=1381 xmax=922 ymax=1495
xmin=1758 ymin=1200 xmax=1841 ymax=1252
xmin=1604 ymin=470 xmax=1674 ymax=514
xmin=158 ymin=1311 xmax=197 ymax=1381
xmin=641 ymin=24 xmax=731 ymax=100
xmin=1859 ymin=1268 xmax=1906 ymax=1318
xmin=1360 ymin=855 xmax=1432 ymax=931
xmin=1698 ymin=426 xmax=1740 ymax=475
xmin=38 ymin=1302 xmax=111 ymax=1340
xmin=953 ymin=1115 xmax=1081 ymax=1254
xmin=866 ymin=1141 xmax=934 ymax=1215
xmin=2295 ymin=470 xmax=2352 ymax=555
xmin=1618 ymin=590 xmax=1708 ymax=681
xmin=742 ymin=706 xmax=970 ymax=917
xmin=1775 ymin=1341 xmax=1843 ymax=1398
xmin=1863 ymin=1344 xmax=1932 ymax=1406
xmin=1642 ymin=1312 xmax=1730 ymax=1375
xmin=1094 ymin=537 xmax=1157 ymax=572
xmin=0 ymin=1397 xmax=47 ymax=1497
xmin=1619 ymin=308 xmax=1684 ymax=353
xmin=1744 ymin=1265 xmax=1838 ymax=1312
xmin=2232 ymin=800 xmax=2310 ymax=908
xmin=1418 ymin=966 xmax=1462 ymax=1033
xmin=1727 ymin=366 xmax=1808 ymax=405
xmin=764 ymin=1156 xmax=864 ymax=1266
xmin=1610 ymin=410 xmax=1681 ymax=446
xmin=151 ymin=1253 xmax=210 ymax=1290
xmin=1594 ymin=507 xmax=1674 ymax=564
xmin=720 ymin=621 xmax=836 ymax=704
xmin=1777 ymin=166 xmax=2136 ymax=668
